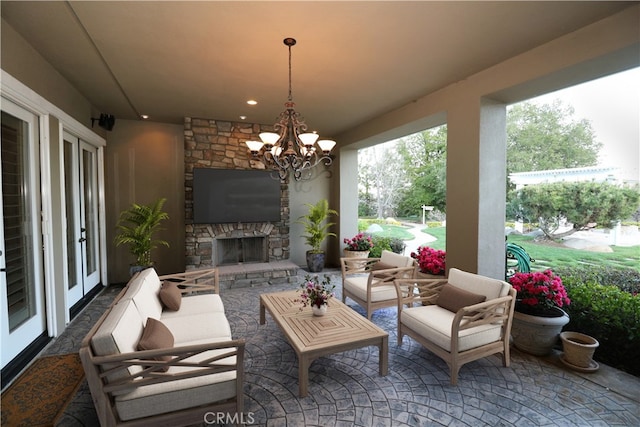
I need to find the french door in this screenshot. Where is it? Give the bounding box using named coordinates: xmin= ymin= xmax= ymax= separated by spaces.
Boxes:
xmin=64 ymin=133 xmax=100 ymax=310
xmin=0 ymin=101 xmax=46 ymax=368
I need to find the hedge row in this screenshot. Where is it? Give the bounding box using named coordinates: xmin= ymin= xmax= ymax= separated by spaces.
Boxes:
xmin=556 ymin=266 xmax=640 ymax=376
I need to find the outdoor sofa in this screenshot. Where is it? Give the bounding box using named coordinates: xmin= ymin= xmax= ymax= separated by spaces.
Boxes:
xmin=79 ymin=267 xmax=244 ymax=426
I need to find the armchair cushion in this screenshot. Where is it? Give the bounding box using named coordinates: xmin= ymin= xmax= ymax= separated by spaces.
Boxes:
xmin=380 ymin=250 xmax=414 ymax=267
xmin=401 ymin=305 xmax=502 ymax=352
xmin=436 ymin=283 xmax=486 ymax=313
xmin=343 ymin=276 xmax=397 ymax=302
xmin=448 ymin=268 xmax=510 ymax=300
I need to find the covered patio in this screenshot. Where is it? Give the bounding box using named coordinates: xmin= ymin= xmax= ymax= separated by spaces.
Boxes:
xmin=47 ymin=269 xmax=639 ymax=426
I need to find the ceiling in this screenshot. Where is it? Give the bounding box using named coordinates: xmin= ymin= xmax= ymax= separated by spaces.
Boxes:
xmin=1 ymin=1 xmax=633 ymax=138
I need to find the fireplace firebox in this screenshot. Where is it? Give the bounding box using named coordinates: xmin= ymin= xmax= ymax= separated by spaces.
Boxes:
xmin=216 ymin=236 xmax=267 ymax=265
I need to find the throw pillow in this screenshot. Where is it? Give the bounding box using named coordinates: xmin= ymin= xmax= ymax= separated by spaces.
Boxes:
xmin=372 ymin=261 xmax=395 ymax=271
xmin=137 ymin=318 xmax=174 ymax=371
xmin=436 ymin=283 xmax=486 ymax=313
xmin=159 ymin=281 xmax=182 ymax=311
xmin=371 ymin=261 xmax=396 ymax=278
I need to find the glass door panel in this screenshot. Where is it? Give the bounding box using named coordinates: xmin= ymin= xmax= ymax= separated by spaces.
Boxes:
xmin=64 ymin=135 xmax=100 ymax=310
xmin=1 ymin=103 xmax=46 ymax=368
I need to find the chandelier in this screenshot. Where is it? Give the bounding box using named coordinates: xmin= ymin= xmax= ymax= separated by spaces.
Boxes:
xmin=245 ymin=37 xmax=336 ymax=181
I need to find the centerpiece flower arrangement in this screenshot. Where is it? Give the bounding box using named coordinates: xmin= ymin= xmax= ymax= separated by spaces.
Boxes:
xmin=296 ymin=275 xmax=336 ymax=310
xmin=343 ymin=233 xmax=374 ymax=251
xmin=508 ymin=269 xmax=570 ymax=316
xmin=410 ymin=246 xmax=446 ymax=275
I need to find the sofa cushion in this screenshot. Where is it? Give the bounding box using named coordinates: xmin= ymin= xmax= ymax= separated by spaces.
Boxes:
xmin=436 ymin=283 xmax=486 ymax=313
xmin=401 ymin=305 xmax=502 ymax=352
xmin=91 ymin=299 xmax=144 ymax=383
xmin=160 ymin=294 xmax=225 ymax=319
xmin=161 ymin=312 xmax=232 ymax=345
xmin=115 ymin=338 xmax=238 ymax=420
xmin=159 ymin=281 xmax=182 ymax=311
xmin=115 ymin=369 xmax=236 ymax=421
xmin=344 ymin=276 xmax=397 ymax=302
xmin=137 ymin=318 xmax=174 ymax=371
xmin=121 ymin=268 xmax=163 ymax=322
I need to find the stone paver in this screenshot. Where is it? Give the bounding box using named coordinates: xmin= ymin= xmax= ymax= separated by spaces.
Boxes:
xmin=44 ymin=269 xmax=639 ymax=426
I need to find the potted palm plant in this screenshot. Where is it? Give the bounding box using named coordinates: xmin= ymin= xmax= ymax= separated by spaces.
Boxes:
xmin=114 ymin=198 xmax=170 ymax=276
xmin=296 ymin=199 xmax=337 ymax=272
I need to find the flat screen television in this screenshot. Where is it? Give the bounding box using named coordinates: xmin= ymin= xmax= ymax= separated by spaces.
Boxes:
xmin=192 ymin=168 xmax=282 ymax=224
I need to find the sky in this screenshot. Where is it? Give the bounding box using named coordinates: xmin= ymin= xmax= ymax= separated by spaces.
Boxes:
xmin=528 ymin=67 xmax=640 ymax=184
xmin=365 ymin=67 xmax=640 ymax=184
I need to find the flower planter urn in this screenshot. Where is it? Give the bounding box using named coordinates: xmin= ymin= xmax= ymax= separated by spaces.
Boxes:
xmin=559 ymin=331 xmax=599 ymax=372
xmin=511 ymin=307 xmax=569 ymax=356
xmin=343 ymin=249 xmax=370 ymax=258
xmin=306 ymin=251 xmax=325 ymax=273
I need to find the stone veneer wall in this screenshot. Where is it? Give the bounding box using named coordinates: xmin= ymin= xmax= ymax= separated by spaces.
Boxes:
xmin=184 ymin=117 xmax=290 ymax=269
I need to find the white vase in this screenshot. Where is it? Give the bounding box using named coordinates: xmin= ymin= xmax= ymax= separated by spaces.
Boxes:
xmin=312 ymin=304 xmax=328 ymax=316
xmin=511 ymin=307 xmax=569 ymax=356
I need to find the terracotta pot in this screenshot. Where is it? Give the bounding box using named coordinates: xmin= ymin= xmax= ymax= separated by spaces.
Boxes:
xmin=560 ymin=331 xmax=599 ymax=371
xmin=511 ymin=307 xmax=569 ymax=356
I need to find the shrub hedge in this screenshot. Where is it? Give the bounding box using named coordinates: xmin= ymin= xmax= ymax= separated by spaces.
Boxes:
xmin=555 ymin=266 xmax=640 ymax=376
xmin=368 ymin=235 xmax=406 ymax=257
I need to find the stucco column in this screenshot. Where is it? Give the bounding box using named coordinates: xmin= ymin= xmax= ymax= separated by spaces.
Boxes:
xmin=332 ymin=147 xmax=359 ymax=266
xmin=446 ymin=98 xmax=506 ymax=279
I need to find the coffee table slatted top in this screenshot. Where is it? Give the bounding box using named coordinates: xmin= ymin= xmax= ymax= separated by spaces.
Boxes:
xmin=260 ymin=290 xmax=389 ymax=397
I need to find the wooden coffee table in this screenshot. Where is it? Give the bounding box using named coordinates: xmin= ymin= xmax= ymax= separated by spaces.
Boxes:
xmin=260 ymin=290 xmax=388 ymax=397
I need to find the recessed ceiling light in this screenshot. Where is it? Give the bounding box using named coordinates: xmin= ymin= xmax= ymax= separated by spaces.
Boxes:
xmin=140 ymin=114 xmax=149 ymax=119
xmin=247 ymin=100 xmax=257 ymax=105
xmin=239 ymin=115 xmax=247 ymax=120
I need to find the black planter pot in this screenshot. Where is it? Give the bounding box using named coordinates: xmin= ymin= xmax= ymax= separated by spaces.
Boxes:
xmin=306 ymin=251 xmax=325 ymax=273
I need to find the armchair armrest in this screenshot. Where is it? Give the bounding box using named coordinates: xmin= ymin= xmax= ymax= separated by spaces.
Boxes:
xmin=449 ymin=289 xmax=516 ymax=352
xmin=394 ymin=278 xmax=449 ymax=309
xmin=370 ymin=265 xmax=417 ymax=285
xmin=159 ymin=268 xmax=219 ymax=295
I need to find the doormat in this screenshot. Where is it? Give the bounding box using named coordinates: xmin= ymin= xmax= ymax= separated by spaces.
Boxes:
xmin=1 ymin=353 xmax=85 ymax=426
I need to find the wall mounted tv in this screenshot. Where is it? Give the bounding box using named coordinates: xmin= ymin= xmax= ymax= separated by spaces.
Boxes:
xmin=193 ymin=168 xmax=281 ymax=224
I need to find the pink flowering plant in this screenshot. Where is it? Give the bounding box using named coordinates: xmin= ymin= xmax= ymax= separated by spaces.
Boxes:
xmin=410 ymin=246 xmax=446 ymax=275
xmin=343 ymin=233 xmax=374 ymax=251
xmin=508 ymin=269 xmax=570 ymax=315
xmin=296 ymin=275 xmax=336 ymax=309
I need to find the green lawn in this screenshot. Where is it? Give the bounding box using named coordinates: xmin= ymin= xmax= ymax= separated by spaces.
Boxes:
xmin=364 ymin=223 xmax=415 ymax=240
xmin=413 ymin=226 xmax=639 ymax=273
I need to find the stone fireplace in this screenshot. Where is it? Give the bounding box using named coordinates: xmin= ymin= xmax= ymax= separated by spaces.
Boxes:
xmin=183 ymin=117 xmax=290 ymax=270
xmin=216 ymin=235 xmax=268 ymax=265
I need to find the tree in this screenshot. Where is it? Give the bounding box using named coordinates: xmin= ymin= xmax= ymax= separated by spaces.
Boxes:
xmin=513 ymin=181 xmax=639 ymax=239
xmin=358 ymin=142 xmax=406 ymax=218
xmin=396 ymin=126 xmax=447 ymax=216
xmin=507 ymin=100 xmax=601 ymax=176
